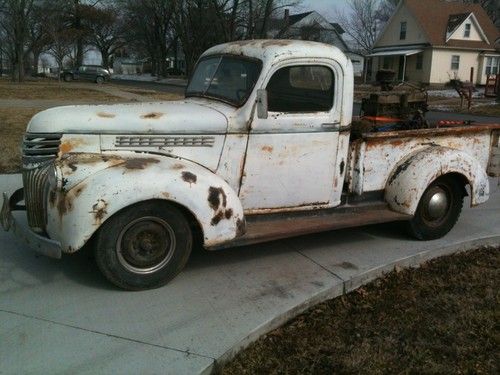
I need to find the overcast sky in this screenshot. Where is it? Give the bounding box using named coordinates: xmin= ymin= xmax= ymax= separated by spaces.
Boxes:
xmin=292 ymin=0 xmax=351 ymax=21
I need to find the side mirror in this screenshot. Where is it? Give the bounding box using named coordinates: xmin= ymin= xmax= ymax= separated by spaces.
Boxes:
xmin=256 ymin=89 xmax=268 ymax=119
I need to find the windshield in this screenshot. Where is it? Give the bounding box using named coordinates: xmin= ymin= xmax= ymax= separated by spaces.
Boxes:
xmin=186 ymin=55 xmax=262 ymax=107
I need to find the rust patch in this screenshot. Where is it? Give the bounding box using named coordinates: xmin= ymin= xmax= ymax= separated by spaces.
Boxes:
xmin=140 ymin=112 xmax=163 ymax=119
xmin=59 ymin=142 xmax=73 ymax=154
xmin=236 ymin=218 xmax=246 ymax=237
xmin=58 ymin=139 xmax=87 ymax=155
xmin=261 ymin=145 xmax=273 ymax=153
xmin=171 ymin=163 xmax=184 ymax=170
xmin=208 ymin=187 xmax=233 ymax=226
xmin=389 ymin=139 xmax=404 ymax=147
xmin=97 ymin=112 xmax=115 ymax=118
xmin=91 ymin=199 xmax=108 ymax=224
xmin=162 ymin=192 xmax=171 ymax=199
xmin=208 ymin=187 xmax=227 ymax=211
xmin=388 ymin=158 xmax=413 ymax=186
xmin=54 ymin=183 xmax=87 ymax=220
xmin=262 ymin=39 xmax=292 ymax=47
xmin=181 ymin=171 xmax=197 ymax=185
xmin=211 ymin=211 xmax=224 ymax=226
xmin=123 ymin=158 xmax=159 ymax=170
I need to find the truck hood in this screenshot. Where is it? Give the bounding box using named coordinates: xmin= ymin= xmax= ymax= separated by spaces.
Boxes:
xmin=27 ymin=99 xmax=229 ymax=134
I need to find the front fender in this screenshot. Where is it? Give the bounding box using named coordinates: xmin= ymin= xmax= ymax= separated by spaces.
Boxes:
xmin=385 ymin=146 xmax=489 ymax=215
xmin=47 ymin=152 xmax=245 ymax=253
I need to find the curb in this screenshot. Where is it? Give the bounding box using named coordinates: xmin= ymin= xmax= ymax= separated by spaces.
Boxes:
xmin=203 ymin=235 xmax=500 ymax=374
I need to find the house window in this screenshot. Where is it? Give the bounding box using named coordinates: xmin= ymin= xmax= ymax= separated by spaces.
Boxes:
xmin=400 ymin=22 xmax=407 ymax=40
xmin=267 ymin=65 xmax=334 ymax=112
xmin=485 ymin=56 xmax=500 ymax=75
xmin=451 ymin=55 xmax=460 ymax=70
xmin=464 ymin=23 xmax=471 ymax=38
xmin=416 ymin=54 xmax=423 ymax=70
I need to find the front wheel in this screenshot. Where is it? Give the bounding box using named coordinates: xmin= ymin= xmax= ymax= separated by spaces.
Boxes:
xmin=407 ymin=175 xmax=464 ymax=240
xmin=96 ymin=76 xmax=104 ymax=84
xmin=95 ymin=201 xmax=192 ymax=290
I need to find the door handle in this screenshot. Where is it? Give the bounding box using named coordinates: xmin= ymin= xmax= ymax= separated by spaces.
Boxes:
xmin=321 ymin=122 xmax=340 ymax=130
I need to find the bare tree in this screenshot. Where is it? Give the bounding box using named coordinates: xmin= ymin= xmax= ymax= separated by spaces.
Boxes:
xmin=0 ymin=0 xmax=35 ymax=82
xmin=121 ymin=0 xmax=176 ymax=77
xmin=26 ymin=0 xmax=53 ymax=75
xmin=337 ymin=0 xmax=395 ymax=54
xmin=461 ymin=0 xmax=499 ymax=26
xmin=46 ymin=12 xmax=75 ymax=78
xmin=86 ymin=5 xmax=126 ymax=69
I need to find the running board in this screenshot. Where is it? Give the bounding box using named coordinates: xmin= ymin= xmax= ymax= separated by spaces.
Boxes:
xmin=208 ymin=203 xmax=411 ymax=250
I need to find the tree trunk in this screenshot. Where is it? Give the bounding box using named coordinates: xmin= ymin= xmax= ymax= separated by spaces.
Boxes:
xmin=32 ymin=50 xmax=40 ymax=75
xmin=15 ymin=42 xmax=25 ymax=82
xmin=101 ymin=50 xmax=109 ymax=69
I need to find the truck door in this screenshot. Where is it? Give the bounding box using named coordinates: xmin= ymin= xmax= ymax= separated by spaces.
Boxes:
xmin=239 ymin=62 xmax=341 ymax=211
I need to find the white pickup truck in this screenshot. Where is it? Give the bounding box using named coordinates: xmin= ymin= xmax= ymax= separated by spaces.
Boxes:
xmin=2 ymin=40 xmax=499 ymax=290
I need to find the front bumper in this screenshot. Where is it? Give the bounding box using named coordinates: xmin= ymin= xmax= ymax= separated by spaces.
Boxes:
xmin=1 ymin=189 xmax=62 ymax=259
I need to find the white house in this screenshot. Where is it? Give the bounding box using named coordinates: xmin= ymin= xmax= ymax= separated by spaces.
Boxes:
xmin=368 ymin=0 xmax=500 ymax=85
xmin=268 ymin=10 xmax=365 ymax=77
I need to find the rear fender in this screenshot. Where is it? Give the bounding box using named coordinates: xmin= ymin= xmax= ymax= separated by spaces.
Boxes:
xmin=47 ymin=152 xmax=245 ymax=253
xmin=385 ymin=146 xmax=489 ymax=215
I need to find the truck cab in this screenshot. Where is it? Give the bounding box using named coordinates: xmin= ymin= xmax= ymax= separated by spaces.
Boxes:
xmin=2 ymin=40 xmax=499 ymax=290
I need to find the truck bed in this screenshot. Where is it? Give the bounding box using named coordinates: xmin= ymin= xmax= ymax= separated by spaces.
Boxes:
xmin=348 ymin=124 xmax=500 ymax=196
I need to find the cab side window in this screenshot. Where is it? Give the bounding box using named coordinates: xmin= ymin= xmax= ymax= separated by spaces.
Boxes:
xmin=267 ymin=65 xmax=334 ymax=112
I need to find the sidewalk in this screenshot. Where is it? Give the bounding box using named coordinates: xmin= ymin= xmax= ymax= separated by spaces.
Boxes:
xmin=0 ymin=174 xmax=498 ymax=374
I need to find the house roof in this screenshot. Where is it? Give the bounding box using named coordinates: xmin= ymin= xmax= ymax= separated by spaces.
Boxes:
xmin=405 ymin=0 xmax=499 ymax=50
xmin=330 ymin=23 xmax=345 ymax=35
xmin=447 ymin=13 xmax=469 ymax=34
xmin=288 ymin=11 xmax=314 ymax=25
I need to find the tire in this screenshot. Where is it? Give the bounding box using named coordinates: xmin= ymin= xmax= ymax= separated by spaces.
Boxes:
xmin=96 ymin=76 xmax=104 ymax=84
xmin=95 ymin=201 xmax=192 ymax=290
xmin=407 ymin=175 xmax=464 ymax=240
xmin=64 ymin=74 xmax=73 ymax=82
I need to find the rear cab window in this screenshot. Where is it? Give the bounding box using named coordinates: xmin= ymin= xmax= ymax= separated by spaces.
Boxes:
xmin=267 ymin=65 xmax=335 ymax=112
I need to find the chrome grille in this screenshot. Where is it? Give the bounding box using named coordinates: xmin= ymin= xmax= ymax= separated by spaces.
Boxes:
xmin=22 ymin=164 xmax=51 ymax=230
xmin=114 ymin=136 xmax=215 ymax=148
xmin=23 ymin=133 xmax=62 ymax=162
xmin=22 ymin=133 xmax=61 ymax=231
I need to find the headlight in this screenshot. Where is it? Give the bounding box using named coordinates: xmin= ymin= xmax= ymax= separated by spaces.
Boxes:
xmin=47 ymin=164 xmax=62 ymax=190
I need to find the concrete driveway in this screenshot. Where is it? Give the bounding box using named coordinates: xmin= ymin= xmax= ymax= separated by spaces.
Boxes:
xmin=0 ymin=174 xmax=499 ymax=374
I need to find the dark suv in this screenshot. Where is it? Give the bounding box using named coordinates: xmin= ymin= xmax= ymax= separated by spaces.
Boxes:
xmin=61 ymin=65 xmax=111 ymax=84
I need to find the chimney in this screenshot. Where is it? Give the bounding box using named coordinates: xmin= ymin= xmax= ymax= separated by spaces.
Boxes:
xmin=284 ymin=9 xmax=290 ymax=25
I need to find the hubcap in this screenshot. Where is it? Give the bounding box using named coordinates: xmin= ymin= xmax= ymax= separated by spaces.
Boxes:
xmin=422 ymin=185 xmax=451 ymax=225
xmin=427 ymin=191 xmax=448 ymax=219
xmin=116 ymin=217 xmax=175 ymax=274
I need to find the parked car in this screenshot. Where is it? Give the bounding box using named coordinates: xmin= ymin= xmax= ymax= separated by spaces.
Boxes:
xmin=61 ymin=65 xmax=111 ymax=83
xmin=2 ymin=40 xmax=500 ymax=290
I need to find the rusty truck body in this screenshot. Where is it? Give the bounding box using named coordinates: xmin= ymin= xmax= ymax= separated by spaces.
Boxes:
xmin=2 ymin=40 xmax=499 ymax=290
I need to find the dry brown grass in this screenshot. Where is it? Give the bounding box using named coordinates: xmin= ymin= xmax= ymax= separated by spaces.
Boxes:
xmin=0 ymin=107 xmax=40 ymax=173
xmin=0 ymin=79 xmax=121 ymax=101
xmin=220 ymin=246 xmax=499 ymax=375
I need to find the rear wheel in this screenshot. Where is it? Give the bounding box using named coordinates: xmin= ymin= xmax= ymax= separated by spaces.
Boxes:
xmin=407 ymin=175 xmax=464 ymax=240
xmin=95 ymin=201 xmax=192 ymax=290
xmin=64 ymin=74 xmax=73 ymax=82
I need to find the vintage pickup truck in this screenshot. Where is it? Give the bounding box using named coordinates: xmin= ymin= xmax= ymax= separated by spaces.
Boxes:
xmin=2 ymin=40 xmax=500 ymax=290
